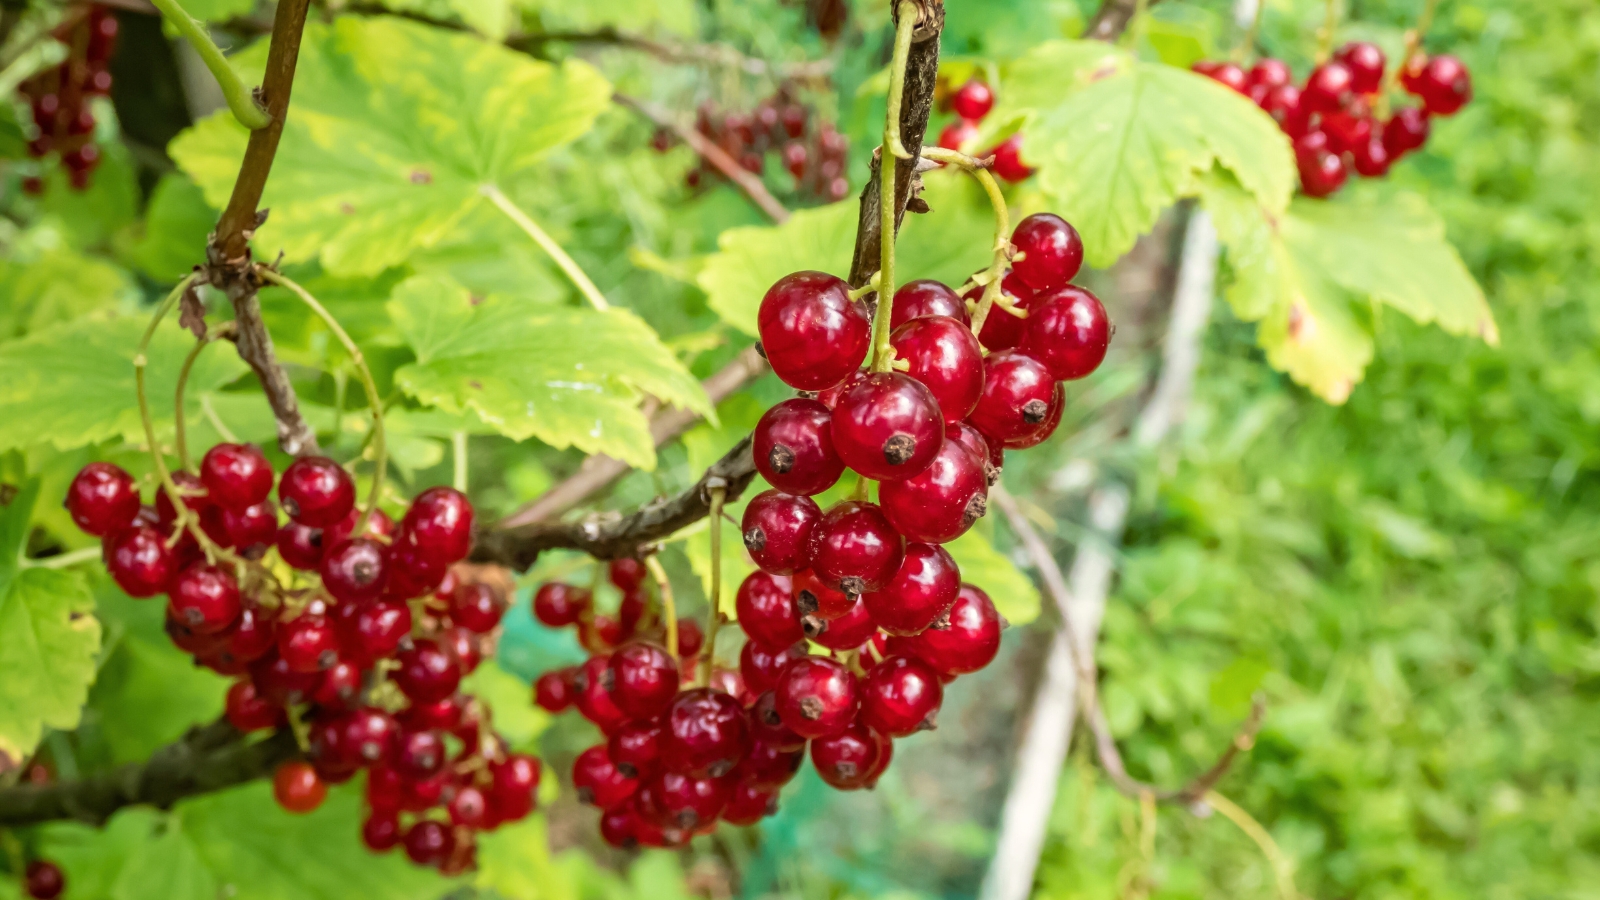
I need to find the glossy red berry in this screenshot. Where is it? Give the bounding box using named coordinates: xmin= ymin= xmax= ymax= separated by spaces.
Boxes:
xmin=403 ymin=820 xmax=453 ymax=866
xmin=447 ymin=785 xmax=487 ymax=828
xmin=964 ymin=270 xmax=1036 ymax=351
xmin=199 ymin=443 xmax=273 ymax=511
xmin=1302 ymin=61 xmax=1353 ymax=114
xmin=105 ymin=525 xmax=178 ymax=597
xmin=1335 ymin=41 xmax=1386 ymax=94
xmin=573 ymin=654 xmax=630 ymax=733
xmin=739 ymin=737 xmax=805 ymax=790
xmin=221 ymin=501 xmax=277 ymax=550
xmin=278 ymin=457 xmax=355 ymax=526
xmin=830 ymin=372 xmax=944 ymax=480
xmin=878 ymin=437 xmax=988 ymax=544
xmin=662 ymin=687 xmax=750 ymax=778
xmin=337 ymin=599 xmax=411 ymax=667
xmin=574 ymin=744 xmax=641 ymax=808
xmin=891 ymin=279 xmax=969 ymax=328
xmin=249 ymin=651 xmax=322 ymax=705
xmin=642 ymin=770 xmax=731 ymax=830
xmin=278 ymin=612 xmax=339 ymax=673
xmin=394 ymin=639 xmax=461 ymax=703
xmin=804 ymin=595 xmax=878 ymax=651
xmin=489 ymin=753 xmax=541 ymax=820
xmin=946 ymin=421 xmax=997 ymax=483
xmin=1351 ymin=136 xmax=1392 ymax=177
xmin=741 ymin=490 xmax=820 ymax=575
xmin=968 ymin=350 xmax=1058 ymax=445
xmin=1247 ymin=58 xmax=1292 ymax=93
xmin=862 ymin=543 xmax=961 ymax=637
xmin=155 ymin=471 xmax=210 ymax=528
xmin=320 ymin=537 xmax=388 ymax=605
xmin=23 ymin=861 xmax=64 ymax=900
xmin=1259 ymin=84 xmax=1303 ymax=126
xmin=753 ymin=398 xmax=845 ymax=496
xmin=1021 ymin=284 xmax=1111 ymax=381
xmin=1323 ymin=105 xmax=1374 ymax=154
xmin=608 ymin=642 xmax=681 ymax=720
xmin=312 ymin=660 xmax=363 ymax=709
xmin=450 ymin=582 xmax=506 ymax=632
xmin=225 ymin=679 xmax=280 ymax=731
xmin=810 ymin=721 xmax=885 ymax=790
xmin=1010 ymin=213 xmax=1084 ymax=293
xmin=774 ymin=655 xmax=858 ymax=738
xmin=789 ymin=573 xmax=852 ymax=631
xmin=1383 ymin=107 xmax=1431 ymax=158
xmin=937 ymin=118 xmax=980 ymax=152
xmin=734 ymin=571 xmax=803 ymax=647
xmin=343 ymin=707 xmax=398 ymax=764
xmin=1194 ymin=60 xmax=1248 ymax=93
xmin=749 ymin=690 xmax=806 ymax=750
xmin=890 ymin=315 xmax=984 ymax=424
xmin=1297 ymin=147 xmax=1348 ymax=198
xmin=723 ymin=782 xmax=779 ymax=826
xmin=609 ymin=557 xmax=647 ymax=591
xmin=900 ymin=583 xmax=1003 ymax=674
xmin=65 ymin=462 xmax=140 ymax=536
xmin=806 ymin=501 xmax=905 ymax=596
xmin=608 ymin=719 xmax=664 ymax=779
xmin=757 ymin=271 xmax=871 ymax=391
xmin=273 ymin=761 xmax=326 ymax=813
xmin=949 ymin=78 xmax=995 ymax=120
xmin=168 ymin=563 xmax=241 ymax=635
xmin=533 ymin=582 xmax=590 ymax=627
xmin=740 ymin=639 xmax=809 ymax=695
xmin=275 ymin=521 xmax=324 ymax=570
xmin=988 ymin=133 xmax=1033 ymax=182
xmin=222 ymin=603 xmax=276 ymax=665
xmin=1408 ymin=54 xmax=1471 ymax=116
xmin=599 ymin=807 xmax=637 ymax=848
xmin=362 ymin=810 xmax=401 ymax=851
xmin=676 ymin=619 xmax=705 ymax=658
xmin=860 ymin=654 xmax=944 ymax=735
xmin=391 ymin=727 xmax=445 ymax=779
xmin=402 ymin=487 xmax=474 ymax=564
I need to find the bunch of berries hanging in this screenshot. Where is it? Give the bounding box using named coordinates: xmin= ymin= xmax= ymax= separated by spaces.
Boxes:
xmin=64 ymin=448 xmax=537 ymax=874
xmin=936 ymin=78 xmax=1032 ymax=183
xmin=17 ymin=4 xmax=119 ymax=192
xmin=1195 ymin=42 xmax=1472 ymax=197
xmin=655 ymin=87 xmax=851 ymax=202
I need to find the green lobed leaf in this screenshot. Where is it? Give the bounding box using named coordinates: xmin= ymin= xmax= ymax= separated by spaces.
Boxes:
xmin=0 ymin=313 xmax=249 ymax=452
xmin=0 ymin=481 xmax=102 ymax=766
xmin=944 ymin=524 xmax=1041 ymax=626
xmin=0 ymin=240 xmax=138 ymax=340
xmin=170 ymin=16 xmax=613 ymax=277
xmin=125 ymin=173 xmax=216 ymax=283
xmin=389 ymin=274 xmax=711 ymax=469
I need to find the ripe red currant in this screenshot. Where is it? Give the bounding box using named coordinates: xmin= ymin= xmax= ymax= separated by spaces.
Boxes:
xmin=335 ymin=598 xmax=411 ymax=667
xmin=754 ymin=398 xmax=846 ymax=496
xmin=402 ymin=486 xmax=474 ymax=564
xmin=278 ymin=612 xmax=340 ymax=673
xmin=1323 ymin=105 xmax=1374 ymax=154
xmin=964 ymin=270 xmax=1036 ymax=351
xmin=676 ymin=619 xmax=705 ymax=657
xmin=221 ymin=501 xmax=278 ymax=550
xmin=1247 ymin=58 xmax=1292 ymax=93
xmin=534 ymin=669 xmax=575 ymax=711
xmin=320 ymin=537 xmax=388 ymax=605
xmin=199 ymin=443 xmax=274 ymax=511
xmin=225 ymin=603 xmax=277 ymax=664
xmin=572 ymin=654 xmax=630 ymax=733
xmin=574 ymin=743 xmax=641 ymax=808
xmin=362 ymin=810 xmax=401 ymax=851
xmin=24 ymin=861 xmax=64 ymax=900
xmin=447 ymin=784 xmax=488 ymax=828
xmin=757 ymin=271 xmax=871 ymax=391
xmin=249 ymin=651 xmax=322 ymax=705
xmin=607 ymin=718 xmax=664 ymax=779
xmin=830 ymin=372 xmax=944 ymax=480
xmin=878 ymin=437 xmax=988 ymax=544
xmin=891 ymin=279 xmax=969 ymax=328
xmin=273 ymin=760 xmax=327 ymax=813
xmin=1194 ymin=60 xmax=1248 ymax=93
xmin=806 ymin=501 xmax=905 ymax=595
xmin=1297 ymin=147 xmax=1349 ymax=198
xmin=937 ymin=118 xmax=980 ymax=153
xmin=489 ymin=753 xmax=541 ymax=821
xmin=599 ymin=807 xmax=637 ymax=849
xmin=403 ymin=820 xmax=453 ymax=866
xmin=739 ymin=737 xmax=805 ymax=790
xmin=810 ymin=721 xmax=885 ymax=790
xmin=533 ymin=582 xmax=590 ymax=627
xmin=450 ymin=582 xmax=506 ymax=632
xmin=1335 ymin=41 xmax=1386 ymax=94
xmin=155 ymin=471 xmax=211 ymax=527
xmin=1407 ymin=54 xmax=1471 ymax=116
xmin=1302 ymin=61 xmax=1353 ymax=114
xmin=104 ymin=525 xmax=178 ymax=597
xmin=723 ymin=782 xmax=779 ymax=825
xmin=65 ymin=462 xmax=139 ymax=536
xmin=862 ymin=543 xmax=961 ymax=637
xmin=741 ymin=490 xmax=820 ymax=575
xmin=860 ymin=654 xmax=944 ymax=735
xmin=735 ymin=571 xmax=803 ymax=647
xmin=1351 ymin=136 xmax=1392 ymax=177
xmin=608 ymin=641 xmax=681 ymax=720
xmin=774 ymin=655 xmax=858 ymax=738
xmin=343 ymin=707 xmax=398 ymax=764
xmin=661 ymin=687 xmax=750 ymax=778
xmin=312 ymin=660 xmax=362 ymax=709
xmin=394 ymin=639 xmax=461 ymax=703
xmin=1011 ymin=213 xmax=1085 ymax=293
xmin=641 ymin=770 xmax=731 ymax=830
xmin=749 ymin=690 xmax=807 ymax=751
xmin=890 ymin=315 xmax=984 ymax=423
xmin=1021 ymin=284 xmax=1111 ymax=381
xmin=225 ymin=679 xmax=280 ymax=732
xmin=792 ymin=568 xmax=856 ymax=621
xmin=740 ymin=639 xmax=809 ymax=695
xmin=988 ymin=133 xmax=1033 ymax=182
xmin=899 ymin=583 xmax=1003 ymax=674
xmin=949 ymin=78 xmax=995 ymax=120
xmin=803 ymin=594 xmax=878 ymax=651
xmin=278 ymin=457 xmax=355 ymax=526
xmin=968 ymin=350 xmax=1059 ymax=446
xmin=391 ymin=727 xmax=445 ymax=779
xmin=609 ymin=558 xmax=647 ymax=591
xmin=1383 ymin=107 xmax=1431 ymax=158
xmin=168 ymin=563 xmax=241 ymax=635
xmin=1259 ymin=84 xmax=1303 ymax=127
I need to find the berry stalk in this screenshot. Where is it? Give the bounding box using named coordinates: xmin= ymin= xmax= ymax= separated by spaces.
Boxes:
xmin=644 ymin=555 xmax=679 ymax=657
xmin=147 ymin=0 xmax=270 ymax=130
xmin=481 ymin=184 xmax=611 ymax=312
xmin=868 ymin=1 xmax=922 ymax=374
xmin=918 ymin=146 xmax=1013 ymax=340
xmin=700 ymin=484 xmax=727 ymax=685
xmin=173 ymin=322 xmax=238 ymax=471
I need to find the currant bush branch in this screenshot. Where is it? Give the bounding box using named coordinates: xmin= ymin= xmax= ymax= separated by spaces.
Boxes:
xmin=917 ymin=146 xmax=1012 ymax=338
xmin=148 ymin=0 xmax=270 ymax=129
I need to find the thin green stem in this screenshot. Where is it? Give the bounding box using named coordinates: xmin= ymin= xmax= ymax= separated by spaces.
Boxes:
xmin=1315 ymin=0 xmax=1339 ymax=63
xmin=200 ymin=395 xmax=239 ymax=444
xmin=147 ymin=0 xmax=270 ymax=130
xmin=920 ymin=147 xmax=1013 ymax=340
xmin=451 ymin=431 xmax=468 ymax=493
xmin=22 ymin=546 xmax=104 ymax=570
xmin=868 ymin=2 xmax=920 ymax=374
xmin=882 ymin=2 xmax=918 ymax=161
xmin=173 ymin=323 xmax=236 ymax=471
xmin=644 ymin=555 xmax=678 ymax=658
xmin=257 ymin=268 xmax=386 ymax=534
xmin=481 ymin=184 xmax=611 ymax=312
xmin=700 ymin=486 xmax=726 ymax=685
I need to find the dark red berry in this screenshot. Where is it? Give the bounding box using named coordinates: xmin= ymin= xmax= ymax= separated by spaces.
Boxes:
xmin=1297 ymin=147 xmax=1348 ymax=198
xmin=723 ymin=782 xmax=779 ymax=825
xmin=276 ymin=521 xmax=324 ymax=570
xmin=792 ymin=568 xmax=856 ymax=621
xmin=249 ymin=651 xmax=322 ymax=705
xmin=641 ymin=770 xmax=731 ymax=830
xmin=1383 ymin=107 xmax=1431 ymax=158
xmin=447 ymin=785 xmax=488 ymax=828
xmin=890 ymin=315 xmax=984 ymax=424
xmin=1259 ymin=84 xmax=1303 ymax=126
xmin=199 ymin=443 xmax=273 ymax=511
xmin=806 ymin=501 xmax=905 ymax=596
xmin=402 ymin=487 xmax=474 ymax=564
xmin=608 ymin=642 xmax=681 ymax=720
xmin=225 ymin=679 xmax=280 ymax=731
xmin=608 ymin=719 xmax=664 ymax=779
xmin=278 ymin=457 xmax=355 ymax=526
xmin=23 ymin=861 xmax=63 ymax=900
xmin=749 ymin=690 xmax=806 ymax=750
xmin=609 ymin=557 xmax=647 ymax=591
xmin=1408 ymin=54 xmax=1471 ymax=116
xmin=104 ymin=525 xmax=178 ymax=597
xmin=450 ymin=582 xmax=506 ymax=632
xmin=600 ymin=806 xmax=637 ymax=849
xmin=534 ymin=669 xmax=575 ymax=711
xmin=773 ymin=656 xmax=858 ymax=738
xmin=1323 ymin=105 xmax=1375 ymax=154
xmin=391 ymin=727 xmax=445 ymax=779
xmin=65 ymin=462 xmax=139 ymax=536
xmin=155 ymin=471 xmax=210 ymax=527
xmin=1011 ymin=213 xmax=1084 ymax=293
xmin=1335 ymin=42 xmax=1386 ymax=94
xmin=221 ymin=501 xmax=278 ymax=550
xmin=312 ymin=660 xmax=362 ymax=709
xmin=810 ymin=721 xmax=885 ymax=790
xmin=399 ymin=694 xmax=464 ymax=732
xmin=1021 ymin=284 xmax=1111 ymax=380
xmin=1302 ymin=61 xmax=1353 ymax=114
xmin=964 ymin=270 xmax=1037 ymax=351
xmin=735 ymin=571 xmax=803 ymax=647
xmin=1194 ymin=60 xmax=1248 ymax=93
xmin=533 ymin=582 xmax=590 ymax=627
xmin=861 ymin=543 xmax=961 ymax=636
xmin=946 ymin=421 xmax=997 ymax=484
xmin=754 ymin=398 xmax=846 ymax=496
xmin=336 ymin=598 xmax=411 ymax=667
xmin=438 ymin=626 xmax=483 ymax=674
xmin=394 ymin=639 xmax=461 ymax=703
xmin=816 ymin=368 xmax=867 ymax=410
xmin=742 ymin=490 xmax=820 ymax=575
xmin=573 ymin=654 xmax=630 ymax=733
xmin=878 ymin=437 xmax=988 ymax=544
xmin=757 ymin=271 xmax=871 ymax=391
xmin=968 ymin=350 xmax=1058 ymax=445
xmin=1247 ymin=58 xmax=1292 ymax=93
xmin=891 ymin=279 xmax=969 ymax=328
xmin=661 ymin=687 xmax=750 ymax=778
xmin=224 ymin=603 xmax=277 ymax=664
xmin=1002 ymin=380 xmax=1064 ymax=451
xmin=830 ymin=372 xmax=944 ymax=480
xmin=273 ymin=761 xmax=326 ymax=813
xmin=739 ymin=737 xmax=804 ymax=790
xmin=676 ymin=619 xmax=705 ymax=657
xmin=937 ymin=119 xmax=979 ymax=152
xmin=362 ymin=810 xmax=401 ymax=851
xmin=860 ymin=654 xmax=944 ymax=735
xmin=278 ymin=612 xmax=339 ymax=673
xmin=320 ymin=537 xmax=388 ymax=605
xmin=403 ymin=820 xmax=453 ymax=866
xmin=167 ymin=563 xmax=241 ymax=635
xmin=899 ymin=583 xmax=1003 ymax=674
xmin=949 ymin=78 xmax=995 ymax=120
xmin=1351 ymin=136 xmax=1392 ymax=177
xmin=740 ymin=639 xmax=809 ymax=695
xmin=343 ymin=707 xmax=398 ymax=763
xmin=574 ymin=744 xmax=639 ymax=808
xmin=489 ymin=753 xmax=541 ymax=821
xmin=988 ymin=133 xmax=1033 ymax=182
xmin=804 ymin=595 xmax=878 ymax=651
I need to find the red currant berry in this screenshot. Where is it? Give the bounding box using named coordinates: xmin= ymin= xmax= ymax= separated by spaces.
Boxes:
xmin=1297 ymin=147 xmax=1348 ymax=198
xmin=199 ymin=443 xmax=273 ymax=511
xmin=949 ymin=78 xmax=995 ymax=120
xmin=362 ymin=810 xmax=401 ymax=852
xmin=754 ymin=398 xmax=846 ymax=496
xmin=608 ymin=557 xmax=646 ymax=591
xmin=65 ymin=462 xmax=139 ymax=536
xmin=807 ymin=501 xmax=905 ymax=596
xmin=1409 ymin=54 xmax=1471 ymax=116
xmin=723 ymin=782 xmax=778 ymax=825
xmin=24 ymin=861 xmax=64 ymax=900
xmin=573 ymin=654 xmax=630 ymax=733
xmin=739 ymin=737 xmax=804 ymax=790
xmin=155 ymin=471 xmax=211 ymax=527
xmin=1194 ymin=60 xmax=1248 ymax=93
xmin=1383 ymin=107 xmax=1431 ymax=158
xmin=774 ymin=656 xmax=858 ymax=738
xmin=1323 ymin=106 xmax=1375 ymax=154
xmin=167 ymin=563 xmax=241 ymax=634
xmin=272 ymin=761 xmax=326 ymax=813
xmin=803 ymin=595 xmax=878 ymax=651
xmin=224 ymin=603 xmax=277 ymax=664
xmin=312 ymin=659 xmax=362 ymax=709
xmin=830 ymin=372 xmax=944 ymax=480
xmin=166 ymin=613 xmax=227 ymax=656
xmin=890 ymin=315 xmax=984 ymax=423
xmin=810 ymin=721 xmax=885 ymax=790
xmin=749 ymin=690 xmax=807 ymax=750
xmin=221 ymin=501 xmax=278 ymax=550
xmin=248 ymin=651 xmax=322 ymax=705
xmin=394 ymin=639 xmax=461 ymax=703
xmin=401 ymin=486 xmax=474 ymax=564
xmin=740 ymin=639 xmax=809 ymax=695
xmin=964 ymin=270 xmax=1037 ymax=351
xmin=320 ymin=537 xmax=388 ymax=605
xmin=450 ymin=582 xmax=506 ymax=632
xmin=574 ymin=744 xmax=639 ymax=808
xmin=278 ymin=612 xmax=340 ymax=673
xmin=891 ymin=279 xmax=969 ymax=328
xmin=534 ymin=669 xmax=575 ymax=711
xmin=937 ymin=118 xmax=979 ymax=152
xmin=899 ymin=583 xmax=1003 ymax=674
xmin=968 ymin=350 xmax=1058 ymax=445
xmin=860 ymin=654 xmax=944 ymax=735
xmin=735 ymin=571 xmax=803 ymax=647
xmin=275 ymin=521 xmax=324 ymax=570
xmin=742 ymin=490 xmax=820 ymax=575
xmin=391 ymin=727 xmax=445 ymax=779
xmin=278 ymin=457 xmax=355 ymax=526
xmin=1247 ymin=58 xmax=1292 ymax=93
xmin=862 ymin=543 xmax=961 ymax=637
xmin=662 ymin=687 xmax=750 ymax=778
xmin=489 ymin=753 xmax=541 ymax=821
xmin=438 ymin=625 xmax=483 ymax=674
xmin=792 ymin=568 xmax=856 ymax=621
xmin=399 ymin=771 xmax=448 ymax=813
xmin=987 ymin=133 xmax=1033 ymax=182
xmin=366 ymin=765 xmax=404 ymax=812
xmin=608 ymin=718 xmax=664 ymax=779
xmin=446 ymin=785 xmax=487 ymax=828
xmin=225 ymin=679 xmax=280 ymax=731
xmin=647 ymin=770 xmax=734 ymax=830
xmin=403 ymin=820 xmax=454 ymax=866
xmin=1335 ymin=41 xmax=1386 ymax=94
xmin=946 ymin=421 xmax=998 ymax=484
xmin=1021 ymin=284 xmax=1111 ymax=381
xmin=1351 ymin=136 xmax=1392 ymax=177
xmin=343 ymin=707 xmax=398 ymax=764
xmin=878 ymin=437 xmax=988 ymax=544
xmin=757 ymin=271 xmax=871 ymax=391
xmin=1011 ymin=213 xmax=1085 ymax=293
xmin=1302 ymin=61 xmax=1353 ymax=114
xmin=600 ymin=806 xmax=637 ymax=849
xmin=608 ymin=641 xmax=681 ymax=720
xmin=104 ymin=525 xmax=178 ymax=597
xmin=533 ymin=582 xmax=590 ymax=627
xmin=335 ymin=598 xmax=411 ymax=667
xmin=816 ymin=368 xmax=867 ymax=410
xmin=1259 ymin=84 xmax=1303 ymax=127
xmin=676 ymin=619 xmax=705 ymax=657
xmin=399 ymin=694 xmax=465 ymax=732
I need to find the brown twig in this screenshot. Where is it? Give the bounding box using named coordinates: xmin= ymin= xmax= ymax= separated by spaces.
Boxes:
xmin=613 ymin=93 xmax=792 ymax=224
xmin=1083 ymin=0 xmax=1165 ymax=41
xmin=512 ymin=26 xmax=834 ymax=80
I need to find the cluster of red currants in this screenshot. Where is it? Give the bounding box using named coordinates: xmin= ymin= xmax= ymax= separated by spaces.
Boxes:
xmin=18 ymin=4 xmax=118 ymax=193
xmin=656 ymin=87 xmax=851 ymax=202
xmin=1195 ymin=43 xmax=1472 ymax=197
xmin=64 ymin=447 xmax=536 ymax=874
xmin=936 ymin=78 xmax=1032 ymax=183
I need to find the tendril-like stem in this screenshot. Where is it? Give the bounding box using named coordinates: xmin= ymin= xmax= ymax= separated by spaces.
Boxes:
xmin=644 ymin=555 xmax=678 ymax=658
xmin=147 ymin=0 xmax=270 ymax=130
xmin=867 ymin=1 xmax=921 ymax=374
xmin=481 ymin=184 xmax=611 ymax=312
xmin=256 ymin=268 xmax=386 ymax=534
xmin=173 ymin=322 xmax=237 ymax=471
xmin=1315 ymin=0 xmax=1340 ymax=63
xmin=920 ymin=146 xmax=1013 ymax=340
xmin=700 ymin=485 xmax=727 ymax=685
